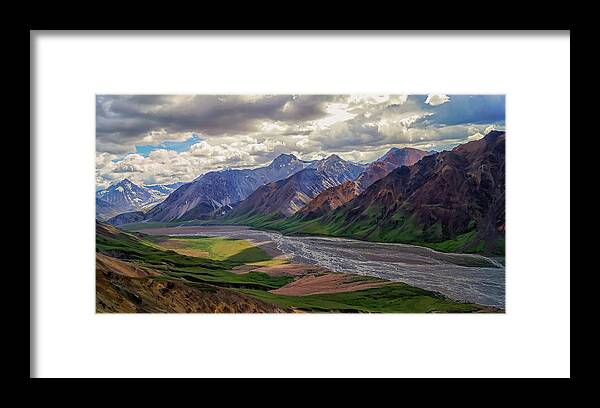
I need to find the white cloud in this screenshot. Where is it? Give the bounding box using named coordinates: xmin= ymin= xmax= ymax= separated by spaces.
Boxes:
xmin=378 ymin=111 xmax=433 ymax=138
xmin=348 ymin=94 xmax=408 ymax=106
xmin=466 ymin=132 xmax=485 ymax=142
xmin=96 ymin=121 xmax=500 ymax=189
xmin=484 ymin=125 xmax=496 ymax=134
xmin=96 ymin=94 xmax=504 ymax=189
xmin=97 ymin=136 xmax=284 ymax=189
xmin=142 ymin=130 xmax=197 ymax=145
xmin=314 ymin=103 xmax=356 ymax=128
xmin=425 ymin=94 xmax=450 ymax=106
xmin=188 ymin=141 xmax=220 ymax=157
xmin=295 ymin=136 xmax=320 ymax=152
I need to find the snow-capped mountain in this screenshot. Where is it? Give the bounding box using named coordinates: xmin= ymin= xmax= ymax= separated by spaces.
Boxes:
xmin=95 ymin=179 xmax=181 ymax=220
xmin=226 ymin=155 xmax=365 ymax=219
xmin=146 ymin=154 xmax=314 ymax=222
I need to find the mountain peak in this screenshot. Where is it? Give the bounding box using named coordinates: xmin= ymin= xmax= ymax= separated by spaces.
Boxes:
xmin=270 ymin=153 xmax=298 ymax=167
xmin=484 ymin=130 xmax=505 ymax=142
xmin=323 ymin=154 xmax=343 ymax=163
xmin=378 ymin=148 xmax=400 ymax=161
xmin=355 ymin=147 xmax=429 ymax=191
xmin=110 ymin=178 xmax=135 ymax=189
xmin=377 ymin=147 xmax=426 ymax=163
xmin=96 ymin=177 xmax=170 ymax=220
xmin=313 ymin=154 xmax=346 ymax=172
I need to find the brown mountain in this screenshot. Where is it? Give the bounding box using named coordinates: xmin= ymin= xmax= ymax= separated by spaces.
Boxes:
xmin=95 ymin=221 xmax=286 ymax=313
xmin=314 ymin=131 xmax=505 ymax=255
xmin=355 ymin=147 xmax=428 ymax=191
xmin=294 ymin=147 xmax=428 ymax=222
xmin=296 ymin=181 xmax=360 ymax=220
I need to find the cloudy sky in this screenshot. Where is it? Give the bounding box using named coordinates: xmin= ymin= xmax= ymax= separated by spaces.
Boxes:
xmin=96 ymin=94 xmax=505 ymax=189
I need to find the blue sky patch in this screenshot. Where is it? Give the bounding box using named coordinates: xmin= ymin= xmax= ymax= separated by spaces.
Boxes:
xmin=135 ymin=134 xmax=201 ymax=157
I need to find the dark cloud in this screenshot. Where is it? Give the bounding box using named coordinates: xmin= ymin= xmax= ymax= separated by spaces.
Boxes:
xmin=96 ymin=95 xmax=334 ymax=153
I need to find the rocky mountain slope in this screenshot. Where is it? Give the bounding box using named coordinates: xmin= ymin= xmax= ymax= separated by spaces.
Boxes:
xmin=296 ymin=180 xmax=360 ymax=220
xmin=354 ymin=147 xmax=428 ymax=191
xmin=312 ymin=131 xmax=506 ymax=255
xmin=226 ymin=155 xmax=364 ymax=220
xmin=145 ymin=154 xmax=313 ymax=221
xmin=106 ymin=210 xmax=146 ymax=226
xmin=295 ymin=147 xmax=428 ymax=221
xmin=95 ymin=222 xmax=286 ymax=313
xmin=95 ymin=197 xmax=122 ymax=221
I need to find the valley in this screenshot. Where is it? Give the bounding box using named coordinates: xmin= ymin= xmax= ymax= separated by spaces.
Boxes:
xmin=97 ymin=221 xmax=498 ymax=313
xmin=132 ymin=225 xmax=505 ymax=308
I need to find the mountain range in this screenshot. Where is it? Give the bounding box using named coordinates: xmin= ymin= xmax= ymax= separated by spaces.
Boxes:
xmin=144 ymin=154 xmax=313 ymax=221
xmin=144 ymin=153 xmax=365 ymax=222
xmin=265 ymin=131 xmax=506 ymax=255
xmin=95 ymin=179 xmax=185 ymax=220
xmin=226 ymin=155 xmax=364 ymax=221
xmin=294 ymin=147 xmax=430 ymax=221
xmin=97 ymin=133 xmax=505 ymax=255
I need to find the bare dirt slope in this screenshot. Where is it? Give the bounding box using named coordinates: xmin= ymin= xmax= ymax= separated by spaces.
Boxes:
xmin=96 ymin=253 xmax=288 ymax=313
xmin=270 ymin=273 xmax=390 ymax=296
xmin=96 ymin=252 xmax=158 ymax=278
xmin=296 ymin=181 xmax=360 ymax=220
xmin=232 ymin=263 xmax=328 ymax=277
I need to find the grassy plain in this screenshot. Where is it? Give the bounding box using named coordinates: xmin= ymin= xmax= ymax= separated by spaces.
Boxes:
xmin=97 ymin=222 xmax=492 ymax=312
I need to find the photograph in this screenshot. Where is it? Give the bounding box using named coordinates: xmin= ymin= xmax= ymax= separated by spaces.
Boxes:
xmin=96 ymin=94 xmax=506 ymax=313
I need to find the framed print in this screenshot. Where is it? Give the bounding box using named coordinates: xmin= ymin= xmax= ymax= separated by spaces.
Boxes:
xmin=31 ymin=30 xmax=570 ymax=378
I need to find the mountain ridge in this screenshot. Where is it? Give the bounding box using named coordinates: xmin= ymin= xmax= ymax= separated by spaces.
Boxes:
xmin=314 ymin=130 xmax=506 ymax=254
xmin=226 ymin=156 xmax=365 ymax=220
xmin=296 ymin=180 xmax=361 ymax=220
xmin=295 ymin=147 xmax=429 ymax=221
xmin=225 ymin=132 xmax=505 ymax=255
xmin=355 ymin=147 xmax=429 ymax=191
xmin=146 ymin=154 xmax=313 ymax=221
xmin=145 ymin=153 xmax=366 ymax=222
